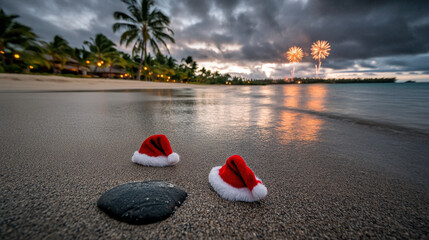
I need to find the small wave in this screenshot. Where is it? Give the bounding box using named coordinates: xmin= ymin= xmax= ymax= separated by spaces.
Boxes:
xmin=277 ymin=105 xmax=429 ymax=136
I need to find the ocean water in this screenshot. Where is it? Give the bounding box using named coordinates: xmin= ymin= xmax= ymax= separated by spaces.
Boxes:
xmin=1 ymin=83 xmax=428 ymax=187
xmin=209 ymin=83 xmax=429 ymax=135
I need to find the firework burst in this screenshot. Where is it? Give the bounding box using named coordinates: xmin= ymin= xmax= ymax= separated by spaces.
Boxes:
xmin=286 ymin=46 xmax=303 ymax=82
xmin=286 ymin=46 xmax=304 ymax=63
xmin=311 ymin=40 xmax=331 ymax=77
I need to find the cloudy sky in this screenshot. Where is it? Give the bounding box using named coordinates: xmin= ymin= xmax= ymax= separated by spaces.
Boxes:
xmin=2 ymin=0 xmax=429 ymax=81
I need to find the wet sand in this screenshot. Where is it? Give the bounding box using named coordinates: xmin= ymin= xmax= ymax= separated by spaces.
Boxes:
xmin=0 ymin=74 xmax=428 ymax=239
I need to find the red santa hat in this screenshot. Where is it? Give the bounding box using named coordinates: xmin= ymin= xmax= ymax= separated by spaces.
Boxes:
xmin=209 ymin=155 xmax=267 ymax=202
xmin=132 ymin=134 xmax=180 ymax=167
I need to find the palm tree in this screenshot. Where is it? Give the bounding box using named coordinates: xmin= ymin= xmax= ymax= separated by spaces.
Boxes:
xmin=166 ymin=55 xmax=176 ymax=69
xmin=72 ymin=47 xmax=91 ymax=75
xmin=181 ymin=56 xmax=197 ymax=80
xmin=21 ymin=43 xmax=51 ymax=71
xmin=84 ymin=33 xmax=116 ymax=74
xmin=41 ymin=35 xmax=72 ymax=73
xmin=0 ymin=8 xmax=37 ymax=67
xmin=200 ymin=67 xmax=207 ymax=76
xmin=117 ymin=51 xmax=136 ymax=78
xmin=113 ymin=0 xmax=175 ymax=80
xmin=103 ymin=51 xmax=122 ymax=78
xmin=181 ymin=56 xmax=193 ymax=66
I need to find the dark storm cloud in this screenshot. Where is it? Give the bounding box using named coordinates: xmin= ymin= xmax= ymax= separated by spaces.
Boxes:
xmin=167 ymin=0 xmax=429 ymax=66
xmin=1 ymin=0 xmax=127 ymax=49
xmin=1 ymin=0 xmax=429 ymax=75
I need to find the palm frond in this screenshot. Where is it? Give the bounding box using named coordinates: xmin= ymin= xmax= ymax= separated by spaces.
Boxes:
xmin=149 ymin=38 xmax=160 ymax=55
xmin=113 ymin=22 xmax=138 ymax=32
xmin=153 ymin=35 xmax=170 ymax=54
xmin=113 ymin=11 xmax=137 ymax=23
xmin=119 ymin=29 xmax=138 ymax=47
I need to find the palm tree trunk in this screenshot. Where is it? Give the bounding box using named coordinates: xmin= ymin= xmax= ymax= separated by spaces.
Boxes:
xmin=144 ymin=40 xmax=148 ymax=81
xmin=137 ymin=50 xmax=144 ymax=81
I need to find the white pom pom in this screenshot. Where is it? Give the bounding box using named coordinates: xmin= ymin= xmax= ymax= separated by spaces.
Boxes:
xmin=252 ymin=183 xmax=268 ymax=200
xmin=167 ymin=152 xmax=180 ymax=165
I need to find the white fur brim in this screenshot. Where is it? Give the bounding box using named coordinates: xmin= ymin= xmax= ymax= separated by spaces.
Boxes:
xmin=132 ymin=151 xmax=180 ymax=167
xmin=208 ymin=166 xmax=267 ymax=202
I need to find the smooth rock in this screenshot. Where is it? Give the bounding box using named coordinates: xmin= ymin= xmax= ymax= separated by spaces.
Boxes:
xmin=97 ymin=181 xmax=187 ymax=224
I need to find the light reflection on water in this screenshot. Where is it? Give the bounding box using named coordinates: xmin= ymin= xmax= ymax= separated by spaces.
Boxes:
xmin=92 ymin=83 xmax=429 ymax=148
xmin=277 ymin=85 xmax=326 ymax=144
xmin=282 ymin=84 xmax=328 ymax=111
xmin=277 ymin=111 xmax=324 ymax=144
xmin=307 ymin=85 xmax=327 ymax=111
xmin=123 ymin=83 xmax=429 ymax=145
xmin=283 ymin=85 xmax=300 ymax=108
xmin=144 ymin=85 xmax=328 ymax=144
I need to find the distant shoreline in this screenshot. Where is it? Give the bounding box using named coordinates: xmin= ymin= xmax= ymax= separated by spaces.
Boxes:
xmin=0 ymin=73 xmax=404 ymax=92
xmin=228 ymin=77 xmax=396 ymax=85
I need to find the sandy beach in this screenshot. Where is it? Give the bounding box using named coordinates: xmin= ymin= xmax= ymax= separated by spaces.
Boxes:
xmin=0 ymin=73 xmax=203 ymax=92
xmin=0 ymin=74 xmax=428 ymax=239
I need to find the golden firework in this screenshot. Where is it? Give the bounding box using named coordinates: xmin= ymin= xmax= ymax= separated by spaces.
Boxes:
xmin=286 ymin=46 xmax=304 ymax=63
xmin=311 ymin=40 xmax=331 ymax=60
xmin=311 ymin=40 xmax=331 ymax=78
xmin=285 ymin=46 xmax=303 ymax=82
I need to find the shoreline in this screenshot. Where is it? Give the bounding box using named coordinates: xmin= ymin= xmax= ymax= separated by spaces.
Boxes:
xmin=0 ymin=73 xmax=203 ymax=92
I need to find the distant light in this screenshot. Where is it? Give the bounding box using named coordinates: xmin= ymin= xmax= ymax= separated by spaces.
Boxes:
xmin=167 ymin=76 xmax=170 ymax=79
xmin=297 ymin=81 xmax=302 ymax=84
xmin=144 ymin=67 xmax=148 ymax=71
xmin=161 ymin=74 xmax=163 ymax=77
xmin=14 ymin=53 xmax=20 ymax=59
xmin=173 ymin=80 xmax=175 ymax=83
xmin=29 ymin=65 xmax=34 ymax=69
xmin=97 ymin=62 xmax=102 ymax=67
xmin=0 ymin=50 xmax=5 ymax=54
xmin=86 ymin=60 xmax=90 ymax=64
xmin=120 ymin=74 xmax=124 ymax=78
xmin=100 ymin=60 xmax=104 ymax=64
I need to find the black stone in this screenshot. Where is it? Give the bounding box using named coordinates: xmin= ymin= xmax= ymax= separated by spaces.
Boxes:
xmin=97 ymin=181 xmax=187 ymax=225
